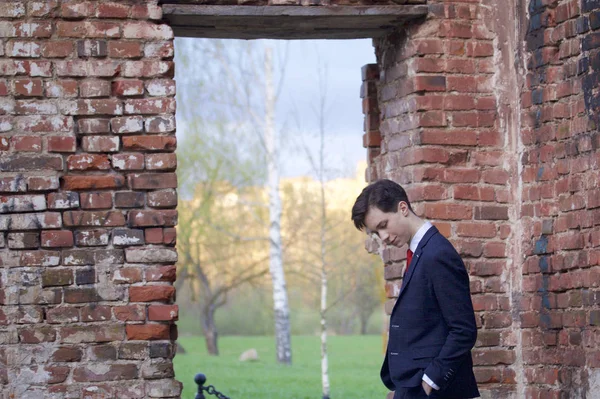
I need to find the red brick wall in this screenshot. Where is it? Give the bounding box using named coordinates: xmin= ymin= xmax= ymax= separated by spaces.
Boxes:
xmin=0 ymin=1 xmax=180 ymax=397
xmin=520 ymin=0 xmax=600 ymax=397
xmin=370 ymin=0 xmax=600 ymax=397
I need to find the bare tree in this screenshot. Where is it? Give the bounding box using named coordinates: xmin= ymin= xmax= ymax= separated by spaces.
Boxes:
xmin=175 ymin=127 xmax=270 ymax=355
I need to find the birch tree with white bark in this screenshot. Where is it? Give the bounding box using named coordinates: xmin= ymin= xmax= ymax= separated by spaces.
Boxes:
xmin=264 ymin=46 xmax=292 ymax=365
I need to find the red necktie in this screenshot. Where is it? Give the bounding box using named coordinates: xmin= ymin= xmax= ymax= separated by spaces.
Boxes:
xmin=406 ymin=249 xmax=413 ymax=271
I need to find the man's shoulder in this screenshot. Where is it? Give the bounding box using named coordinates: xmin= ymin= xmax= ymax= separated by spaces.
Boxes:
xmin=423 ymin=228 xmax=459 ymax=256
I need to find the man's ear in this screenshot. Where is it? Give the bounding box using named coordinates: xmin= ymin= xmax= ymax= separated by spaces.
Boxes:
xmin=397 ymin=201 xmax=408 ymax=216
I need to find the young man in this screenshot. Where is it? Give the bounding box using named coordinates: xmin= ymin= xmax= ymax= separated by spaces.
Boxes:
xmin=352 ymin=179 xmax=480 ymax=399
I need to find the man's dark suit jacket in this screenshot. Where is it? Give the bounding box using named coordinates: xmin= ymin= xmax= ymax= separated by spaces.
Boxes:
xmin=381 ymin=226 xmax=480 ymax=399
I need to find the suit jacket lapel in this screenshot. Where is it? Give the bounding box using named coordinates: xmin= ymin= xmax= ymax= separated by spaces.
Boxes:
xmin=393 ymin=226 xmax=439 ymax=309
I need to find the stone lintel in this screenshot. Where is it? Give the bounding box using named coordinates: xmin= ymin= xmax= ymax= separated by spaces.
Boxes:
xmin=162 ymin=5 xmax=429 ymax=39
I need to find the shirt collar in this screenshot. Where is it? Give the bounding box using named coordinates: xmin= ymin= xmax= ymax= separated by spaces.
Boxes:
xmin=409 ymin=221 xmax=433 ymax=253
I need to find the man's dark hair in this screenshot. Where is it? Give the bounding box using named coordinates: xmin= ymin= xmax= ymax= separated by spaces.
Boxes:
xmin=351 ymin=179 xmax=413 ymax=231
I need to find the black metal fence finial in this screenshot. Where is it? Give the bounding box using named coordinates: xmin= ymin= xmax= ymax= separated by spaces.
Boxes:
xmin=194 ymin=373 xmax=231 ymax=399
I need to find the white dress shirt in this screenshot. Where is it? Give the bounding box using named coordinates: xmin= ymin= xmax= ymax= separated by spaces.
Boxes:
xmin=408 ymin=222 xmax=440 ymax=391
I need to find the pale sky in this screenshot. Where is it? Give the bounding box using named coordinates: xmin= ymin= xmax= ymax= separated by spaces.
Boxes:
xmin=175 ymin=38 xmax=376 ymax=180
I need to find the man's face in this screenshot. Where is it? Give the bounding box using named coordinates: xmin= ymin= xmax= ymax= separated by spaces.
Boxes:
xmin=364 ymin=202 xmax=412 ymax=248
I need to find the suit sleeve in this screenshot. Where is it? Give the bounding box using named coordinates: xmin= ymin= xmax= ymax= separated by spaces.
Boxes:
xmin=423 ymin=243 xmax=477 ymax=390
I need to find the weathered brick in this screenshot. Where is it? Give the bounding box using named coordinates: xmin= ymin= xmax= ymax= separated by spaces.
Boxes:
xmin=46 ymin=80 xmax=78 ymax=98
xmin=47 ymin=135 xmax=76 ymax=153
xmin=111 ymin=116 xmax=143 ymax=133
xmin=42 ymin=269 xmax=74 ymax=287
xmin=129 ymin=285 xmax=174 ymax=304
xmin=0 ymin=2 xmax=26 ymax=18
xmin=148 ymin=305 xmax=178 ymax=321
xmin=147 ymin=189 xmax=177 ymax=208
xmin=115 ymin=191 xmax=145 ymax=208
xmin=7 ymin=232 xmax=39 ymax=249
xmin=41 ymin=230 xmax=74 ymax=248
xmin=0 ymin=177 xmax=27 ymax=193
xmin=122 ymin=61 xmax=173 ymax=78
xmin=6 ymin=41 xmax=41 ymax=58
xmin=119 ymin=342 xmax=148 ymax=360
xmin=122 ymin=136 xmax=176 ymax=152
xmin=123 ymin=98 xmax=176 ymax=115
xmin=46 ymin=307 xmax=80 ymax=324
xmin=79 ymin=80 xmax=111 ymax=98
xmin=141 ymin=359 xmax=175 ymax=379
xmin=113 ymin=267 xmax=143 ymax=284
xmin=129 ymin=173 xmax=177 ymax=190
xmin=17 ymin=286 xmax=62 ymax=305
xmin=52 ymin=346 xmax=83 ymax=362
xmin=0 ymin=154 xmax=62 ymax=171
xmin=80 ymin=192 xmax=113 ymax=209
xmin=126 ymin=324 xmax=170 ymax=341
xmin=131 ymin=4 xmax=163 ymax=20
xmin=0 ymin=212 xmax=62 ymax=230
xmin=74 ymin=229 xmax=110 ymax=247
xmin=96 ymin=3 xmax=129 ymax=19
xmin=61 ymin=2 xmax=94 ymax=18
xmin=144 ymin=228 xmax=163 ymax=244
xmin=19 ymin=326 xmax=57 ymax=343
xmin=56 ymin=60 xmax=118 ymax=77
xmin=112 ymin=80 xmax=145 ymax=97
xmin=112 ymin=153 xmax=145 ymax=170
xmin=149 ymin=342 xmax=173 ymax=359
xmin=63 ymin=210 xmax=126 ymax=227
xmin=77 ymin=118 xmax=110 ymax=134
xmin=1 ymin=305 xmax=44 ymax=324
xmin=424 ymin=203 xmax=473 ymax=220
xmin=114 ymin=305 xmax=145 ymax=322
xmin=146 ymin=379 xmax=182 ymax=398
xmin=59 ymin=99 xmax=123 ymax=115
xmin=76 ymin=268 xmax=95 ymax=285
xmin=81 ymin=305 xmax=112 ymax=322
xmin=58 ymin=21 xmax=121 ymax=39
xmin=144 ymin=42 xmax=174 ymax=59
xmin=41 ymin=41 xmax=74 ymax=58
xmin=143 ymin=116 xmax=175 ymax=134
xmin=145 ymin=266 xmax=177 ymax=282
xmin=475 ymin=206 xmax=509 ymax=220
xmin=0 ymin=194 xmax=46 ymax=212
xmin=128 ymin=210 xmax=177 ymax=227
xmin=122 ymin=22 xmax=173 ymax=40
xmin=0 ymin=136 xmax=10 ymax=150
xmin=454 ymin=186 xmax=495 ymax=202
xmin=63 ymin=286 xmax=95 ymax=302
xmin=13 ymin=78 xmax=43 ymax=97
xmin=112 ymin=228 xmax=145 ymax=247
xmin=75 ymin=39 xmax=107 ymax=58
xmin=145 ymin=154 xmax=176 ymax=171
xmin=82 ymin=136 xmax=120 ymax=152
xmin=163 ymin=228 xmax=176 ymax=245
xmin=126 ymin=248 xmax=177 ymax=263
xmin=62 ymin=175 xmax=125 ymax=190
xmin=109 ymin=41 xmax=142 ymax=59
xmin=15 ymin=60 xmax=52 ymax=76
xmin=73 ymin=364 xmax=138 ymax=382
xmin=27 ymin=176 xmax=59 ymax=191
xmin=67 ymin=154 xmax=111 ymax=171
xmin=457 ymin=223 xmax=497 ymax=238
xmin=20 ymin=250 xmax=60 ymax=266
xmin=14 ymin=99 xmax=57 ymax=115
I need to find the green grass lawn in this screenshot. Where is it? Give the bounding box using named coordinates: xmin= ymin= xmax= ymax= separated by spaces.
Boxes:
xmin=174 ymin=335 xmax=389 ymax=399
